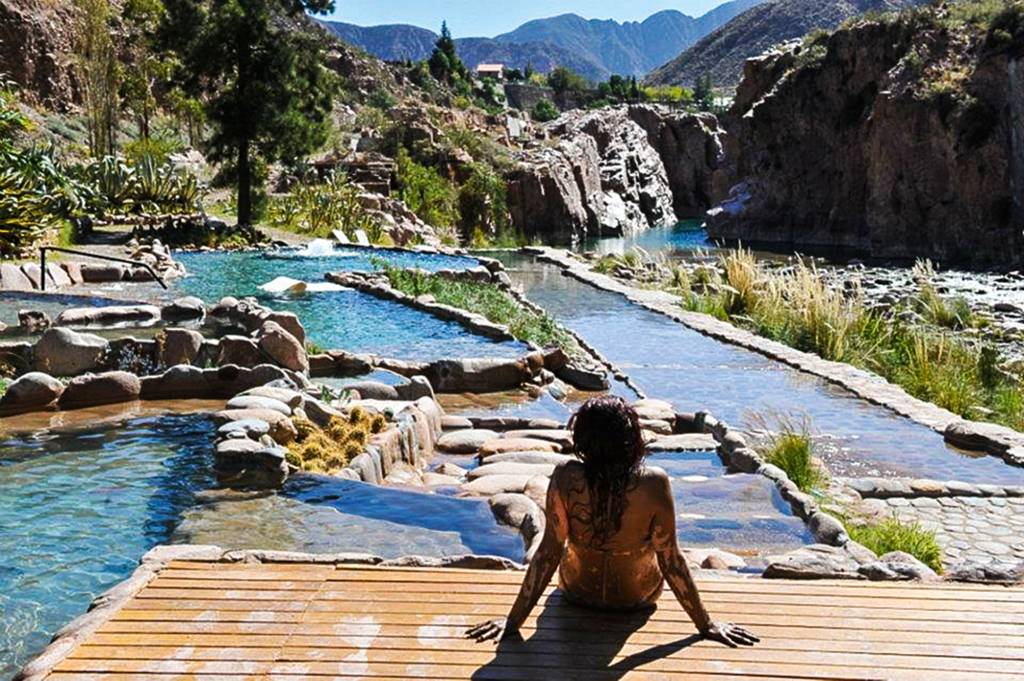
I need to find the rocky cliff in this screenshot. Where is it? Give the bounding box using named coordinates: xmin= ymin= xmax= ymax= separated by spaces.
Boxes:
xmin=707 ymin=5 xmax=1024 ymax=269
xmin=506 ymin=105 xmax=724 ymax=243
xmin=646 ymin=0 xmax=923 ymax=89
xmin=0 ymin=0 xmax=78 ymax=109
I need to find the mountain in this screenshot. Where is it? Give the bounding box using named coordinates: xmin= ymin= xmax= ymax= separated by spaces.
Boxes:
xmin=645 ymin=0 xmax=926 ymax=88
xmin=320 ymin=0 xmax=765 ymax=82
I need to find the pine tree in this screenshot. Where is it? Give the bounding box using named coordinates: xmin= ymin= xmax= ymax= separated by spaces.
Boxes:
xmin=428 ymin=21 xmax=467 ymax=85
xmin=162 ymin=0 xmax=338 ymax=226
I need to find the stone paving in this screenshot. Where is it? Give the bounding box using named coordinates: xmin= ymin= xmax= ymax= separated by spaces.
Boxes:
xmin=867 ymin=495 xmax=1024 ymax=568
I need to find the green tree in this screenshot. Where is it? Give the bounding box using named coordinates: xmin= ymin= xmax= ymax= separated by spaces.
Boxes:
xmin=162 ymin=0 xmax=338 ymax=226
xmin=73 ymin=0 xmax=120 ymax=157
xmin=122 ymin=0 xmax=171 ymax=142
xmin=547 ymin=66 xmax=588 ymax=96
xmin=428 ymin=21 xmax=468 ymax=86
xmin=694 ymin=74 xmax=715 ymax=111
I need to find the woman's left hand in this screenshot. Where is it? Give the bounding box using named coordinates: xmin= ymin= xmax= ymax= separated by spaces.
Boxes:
xmin=702 ymin=622 xmax=760 ymax=647
xmin=465 ymin=617 xmax=512 ymax=643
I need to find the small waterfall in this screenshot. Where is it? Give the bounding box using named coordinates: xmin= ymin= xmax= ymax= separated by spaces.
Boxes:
xmin=296 ymin=239 xmax=337 ymax=257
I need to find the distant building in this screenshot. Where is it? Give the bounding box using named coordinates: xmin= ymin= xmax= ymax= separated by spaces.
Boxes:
xmin=475 ymin=63 xmax=505 ymax=81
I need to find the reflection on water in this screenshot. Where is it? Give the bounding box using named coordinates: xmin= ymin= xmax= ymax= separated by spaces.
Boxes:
xmin=646 ymin=450 xmax=811 ymax=559
xmin=0 ymin=414 xmax=216 ymax=678
xmin=174 ymin=473 xmax=524 ymax=560
xmin=580 ymin=219 xmax=712 ymax=257
xmin=502 ymin=255 xmax=1024 ymax=485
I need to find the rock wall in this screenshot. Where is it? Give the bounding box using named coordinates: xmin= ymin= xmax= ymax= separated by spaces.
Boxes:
xmin=0 ymin=0 xmax=78 ymax=109
xmin=707 ymin=15 xmax=1024 ymax=269
xmin=507 ymin=105 xmax=726 ymax=243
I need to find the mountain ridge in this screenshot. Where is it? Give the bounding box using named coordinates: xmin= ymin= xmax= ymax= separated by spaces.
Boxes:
xmin=645 ymin=0 xmax=926 ymax=88
xmin=321 ymin=0 xmax=764 ymax=81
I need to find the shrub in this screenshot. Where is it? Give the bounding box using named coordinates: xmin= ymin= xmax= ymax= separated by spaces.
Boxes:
xmin=396 ymin=147 xmax=459 ymax=229
xmin=458 ymin=162 xmax=510 ymax=237
xmin=531 ymin=99 xmax=559 ymax=123
xmin=268 ymin=171 xmax=383 ymax=241
xmin=847 ymin=517 xmax=943 ymax=573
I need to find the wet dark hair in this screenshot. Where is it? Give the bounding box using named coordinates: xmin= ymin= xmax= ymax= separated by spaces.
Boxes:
xmin=569 ymin=395 xmax=646 ymax=543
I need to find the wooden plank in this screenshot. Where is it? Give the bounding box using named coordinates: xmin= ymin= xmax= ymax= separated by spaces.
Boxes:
xmin=67 ymin=633 xmax=1021 ymax=674
xmin=44 ymin=562 xmax=1024 ymax=681
xmin=93 ymin=618 xmax=1024 ymax=649
xmin=293 ymin=608 xmax=1024 ymax=636
xmin=297 ymin=599 xmax=1024 ymax=625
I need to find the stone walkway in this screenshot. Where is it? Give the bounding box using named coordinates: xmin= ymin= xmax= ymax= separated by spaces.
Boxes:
xmin=862 ymin=494 xmax=1024 ymax=569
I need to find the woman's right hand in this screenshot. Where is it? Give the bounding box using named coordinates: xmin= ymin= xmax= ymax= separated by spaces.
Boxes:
xmin=702 ymin=622 xmax=760 ymax=647
xmin=465 ymin=617 xmax=513 ymax=643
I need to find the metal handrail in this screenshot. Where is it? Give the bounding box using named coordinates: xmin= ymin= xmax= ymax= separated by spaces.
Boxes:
xmin=39 ymin=246 xmax=168 ymax=291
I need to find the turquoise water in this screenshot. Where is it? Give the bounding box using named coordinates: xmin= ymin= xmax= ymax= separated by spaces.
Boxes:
xmin=0 ymin=412 xmax=525 ymax=676
xmin=0 ymin=414 xmax=216 ymax=678
xmin=172 ymin=247 xmax=527 ymax=360
xmin=506 ymin=257 xmax=1024 ymax=485
xmin=0 ymin=291 xmax=150 ymax=327
xmin=581 ymin=220 xmax=713 ymax=257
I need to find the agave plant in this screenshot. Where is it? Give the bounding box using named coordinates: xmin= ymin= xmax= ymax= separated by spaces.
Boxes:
xmin=0 ymin=168 xmax=51 ymax=256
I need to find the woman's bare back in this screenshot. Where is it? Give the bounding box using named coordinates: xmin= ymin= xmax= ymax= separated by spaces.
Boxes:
xmin=554 ymin=461 xmax=675 ymax=609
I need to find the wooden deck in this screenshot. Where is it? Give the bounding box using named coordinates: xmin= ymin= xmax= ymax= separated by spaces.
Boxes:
xmin=45 ymin=561 xmax=1024 ymax=680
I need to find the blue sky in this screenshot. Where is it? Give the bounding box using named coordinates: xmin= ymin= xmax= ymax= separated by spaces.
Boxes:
xmin=322 ymin=1 xmax=728 ymax=37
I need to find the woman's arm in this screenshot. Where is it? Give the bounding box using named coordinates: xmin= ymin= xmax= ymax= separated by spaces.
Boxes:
xmin=466 ymin=468 xmax=569 ymax=643
xmin=651 ymin=473 xmax=759 ymax=647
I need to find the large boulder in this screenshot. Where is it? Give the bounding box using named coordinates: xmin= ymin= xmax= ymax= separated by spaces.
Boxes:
xmin=214 ymin=439 xmax=289 ymax=488
xmin=0 ymin=263 xmax=34 ymax=290
xmin=140 ymin=365 xmax=216 ymax=400
xmin=33 ymin=327 xmax=108 ymax=376
xmin=217 ymin=336 xmax=262 ymax=368
xmin=0 ymin=372 xmax=64 ymax=414
xmin=56 ymin=305 xmax=161 ymax=328
xmin=161 ymin=296 xmax=206 ymax=323
xmin=79 ymin=263 xmax=126 ymax=282
xmin=58 ymin=371 xmax=141 ymax=409
xmin=160 ymin=329 xmax=204 ymax=366
xmin=426 ymin=357 xmax=533 ymax=393
xmin=256 ymin=321 xmax=308 ymax=374
xmin=437 ymin=429 xmax=498 ymax=454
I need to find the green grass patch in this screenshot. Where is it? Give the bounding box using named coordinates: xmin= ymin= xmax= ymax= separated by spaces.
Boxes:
xmin=755 ymin=416 xmax=825 ymax=493
xmin=379 ymin=264 xmax=580 ymax=356
xmin=847 ymin=517 xmax=944 ymax=573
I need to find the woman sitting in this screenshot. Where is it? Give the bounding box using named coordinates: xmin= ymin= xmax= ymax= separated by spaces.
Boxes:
xmin=467 ymin=395 xmax=759 ymax=648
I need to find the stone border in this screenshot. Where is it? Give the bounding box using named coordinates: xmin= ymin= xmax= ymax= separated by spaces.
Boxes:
xmin=845 ymin=477 xmax=1024 ymax=499
xmin=326 ymin=270 xmax=518 ymax=342
xmin=527 ymin=247 xmax=1024 ymax=466
xmin=13 ymin=543 xmax=521 ymax=681
xmin=326 ymin=269 xmax=612 ymax=392
xmin=697 ymin=411 xmax=851 ymax=549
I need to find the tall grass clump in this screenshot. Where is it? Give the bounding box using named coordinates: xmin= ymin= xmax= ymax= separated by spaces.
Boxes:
xmin=847 ymin=517 xmax=944 ymax=573
xmin=379 ymin=264 xmax=580 ymax=356
xmin=663 ymin=249 xmax=1024 ymax=430
xmin=753 ymin=415 xmax=825 ymax=493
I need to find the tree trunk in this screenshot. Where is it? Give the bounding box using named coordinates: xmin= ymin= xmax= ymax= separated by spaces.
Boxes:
xmin=237 ymin=140 xmax=252 ymax=227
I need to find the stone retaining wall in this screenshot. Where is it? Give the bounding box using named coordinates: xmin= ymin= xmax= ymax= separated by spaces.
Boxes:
xmin=528 ymin=247 xmax=1024 ymax=466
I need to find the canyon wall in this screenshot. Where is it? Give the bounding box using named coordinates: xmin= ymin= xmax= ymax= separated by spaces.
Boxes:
xmin=707 ymin=13 xmax=1024 ymax=269
xmin=507 ymin=105 xmax=724 ymax=243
